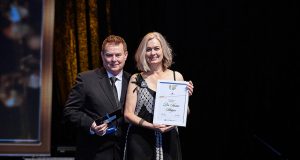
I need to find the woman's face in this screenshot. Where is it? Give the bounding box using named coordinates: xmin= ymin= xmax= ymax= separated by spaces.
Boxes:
xmin=145 ymin=38 xmax=163 ymax=65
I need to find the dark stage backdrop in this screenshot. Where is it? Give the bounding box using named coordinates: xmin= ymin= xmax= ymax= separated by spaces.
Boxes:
xmin=52 ymin=0 xmax=298 ymax=160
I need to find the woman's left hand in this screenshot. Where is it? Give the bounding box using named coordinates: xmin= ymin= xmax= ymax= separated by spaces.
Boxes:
xmin=153 ymin=124 xmax=175 ymax=133
xmin=187 ymin=80 xmax=194 ymax=96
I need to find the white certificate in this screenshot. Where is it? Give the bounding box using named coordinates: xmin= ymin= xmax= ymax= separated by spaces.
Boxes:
xmin=153 ymin=80 xmax=189 ymax=127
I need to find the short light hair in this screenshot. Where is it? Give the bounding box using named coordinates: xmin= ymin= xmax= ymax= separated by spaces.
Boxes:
xmin=135 ymin=32 xmax=173 ymax=72
xmin=101 ymin=35 xmax=127 ymax=53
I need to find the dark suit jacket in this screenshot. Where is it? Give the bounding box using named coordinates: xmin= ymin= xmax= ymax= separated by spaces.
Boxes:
xmin=63 ymin=67 xmax=131 ymax=160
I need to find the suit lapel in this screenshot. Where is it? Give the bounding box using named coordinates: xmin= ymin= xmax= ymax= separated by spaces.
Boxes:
xmin=120 ymin=72 xmax=130 ymax=107
xmin=95 ymin=68 xmax=118 ymax=109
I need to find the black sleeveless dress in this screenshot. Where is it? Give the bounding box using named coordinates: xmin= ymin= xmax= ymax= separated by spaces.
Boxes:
xmin=123 ymin=74 xmax=182 ymax=160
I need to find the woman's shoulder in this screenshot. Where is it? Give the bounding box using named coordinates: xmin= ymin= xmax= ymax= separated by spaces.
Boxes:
xmin=129 ymin=72 xmax=147 ymax=88
xmin=129 ymin=72 xmax=145 ymax=83
xmin=130 ymin=73 xmax=143 ymax=80
xmin=169 ymin=69 xmax=184 ymax=81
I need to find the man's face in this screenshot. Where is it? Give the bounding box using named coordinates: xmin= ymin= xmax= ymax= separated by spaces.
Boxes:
xmin=101 ymin=43 xmax=128 ymax=75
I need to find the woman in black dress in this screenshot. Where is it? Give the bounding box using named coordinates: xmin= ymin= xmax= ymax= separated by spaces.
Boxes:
xmin=123 ymin=32 xmax=194 ymax=160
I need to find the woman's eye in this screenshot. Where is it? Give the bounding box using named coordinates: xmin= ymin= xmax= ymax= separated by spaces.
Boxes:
xmin=146 ymin=48 xmax=152 ymax=52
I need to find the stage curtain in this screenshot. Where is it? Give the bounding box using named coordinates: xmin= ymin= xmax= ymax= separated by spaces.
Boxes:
xmin=53 ymin=0 xmax=110 ymax=108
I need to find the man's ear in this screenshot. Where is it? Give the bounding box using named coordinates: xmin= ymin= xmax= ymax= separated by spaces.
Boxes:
xmin=124 ymin=51 xmax=128 ymax=59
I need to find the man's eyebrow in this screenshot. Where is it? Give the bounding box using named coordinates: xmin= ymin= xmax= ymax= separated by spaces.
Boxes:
xmin=104 ymin=52 xmax=122 ymax=55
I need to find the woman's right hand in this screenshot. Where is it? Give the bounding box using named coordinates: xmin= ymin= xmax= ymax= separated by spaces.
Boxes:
xmin=153 ymin=124 xmax=175 ymax=133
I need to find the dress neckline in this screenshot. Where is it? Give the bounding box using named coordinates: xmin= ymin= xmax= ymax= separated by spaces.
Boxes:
xmin=138 ymin=74 xmax=156 ymax=93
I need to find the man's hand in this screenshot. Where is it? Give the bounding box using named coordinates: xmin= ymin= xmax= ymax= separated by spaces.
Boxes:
xmin=91 ymin=121 xmax=108 ymax=136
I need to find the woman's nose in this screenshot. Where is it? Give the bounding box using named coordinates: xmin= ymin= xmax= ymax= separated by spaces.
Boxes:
xmin=150 ymin=49 xmax=156 ymax=54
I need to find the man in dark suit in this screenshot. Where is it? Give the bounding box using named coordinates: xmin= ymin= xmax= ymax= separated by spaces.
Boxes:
xmin=63 ymin=35 xmax=131 ymax=160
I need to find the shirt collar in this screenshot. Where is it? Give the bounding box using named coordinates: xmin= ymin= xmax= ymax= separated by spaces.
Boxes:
xmin=107 ymin=70 xmax=123 ymax=81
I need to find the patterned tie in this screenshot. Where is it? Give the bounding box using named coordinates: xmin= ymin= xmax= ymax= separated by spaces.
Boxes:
xmin=110 ymin=77 xmax=119 ymax=108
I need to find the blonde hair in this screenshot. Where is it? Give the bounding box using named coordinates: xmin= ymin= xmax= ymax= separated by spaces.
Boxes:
xmin=135 ymin=32 xmax=173 ymax=72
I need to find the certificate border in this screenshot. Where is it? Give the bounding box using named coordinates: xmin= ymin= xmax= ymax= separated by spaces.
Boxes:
xmin=153 ymin=80 xmax=189 ymax=127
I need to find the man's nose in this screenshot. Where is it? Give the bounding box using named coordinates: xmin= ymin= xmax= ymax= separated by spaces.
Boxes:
xmin=112 ymin=55 xmax=117 ymax=61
